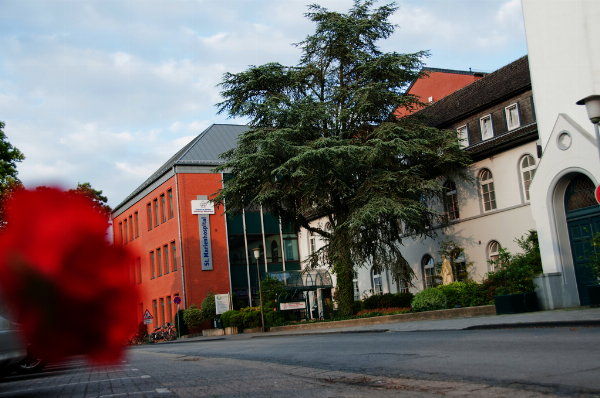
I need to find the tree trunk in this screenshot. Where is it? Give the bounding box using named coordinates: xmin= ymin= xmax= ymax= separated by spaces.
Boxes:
xmin=335 ymin=253 xmax=355 ymax=317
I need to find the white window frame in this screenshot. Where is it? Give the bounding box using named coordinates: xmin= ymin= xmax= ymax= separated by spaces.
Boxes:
xmin=444 ymin=181 xmax=459 ymax=221
xmin=422 ymin=255 xmax=435 ymax=289
xmin=372 ymin=271 xmax=383 ymax=295
xmin=520 ymin=154 xmax=536 ymax=202
xmin=353 ymin=273 xmax=360 ymax=301
xmin=488 ymin=241 xmax=501 ymax=271
xmin=480 ymin=169 xmax=497 ymax=212
xmin=505 ymin=103 xmax=520 ymax=131
xmin=309 ymin=237 xmax=316 ymax=254
xmin=480 ymin=114 xmax=494 ymax=141
xmin=457 ymin=125 xmax=469 ymax=148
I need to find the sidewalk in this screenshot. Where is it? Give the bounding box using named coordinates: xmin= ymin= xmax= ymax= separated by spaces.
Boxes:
xmin=148 ymin=306 xmax=600 ymax=346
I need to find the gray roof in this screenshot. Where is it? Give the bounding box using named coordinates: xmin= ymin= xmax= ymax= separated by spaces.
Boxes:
xmin=112 ymin=124 xmax=248 ymax=215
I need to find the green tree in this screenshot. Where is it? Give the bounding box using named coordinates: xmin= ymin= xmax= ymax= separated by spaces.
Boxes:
xmin=200 ymin=292 xmax=216 ymax=322
xmin=213 ymin=1 xmax=471 ymax=316
xmin=182 ymin=304 xmax=203 ymax=331
xmin=0 ymin=121 xmax=25 ymax=229
xmin=68 ymin=182 xmax=112 ymax=217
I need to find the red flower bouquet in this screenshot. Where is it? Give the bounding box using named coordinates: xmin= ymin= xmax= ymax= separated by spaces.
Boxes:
xmin=0 ymin=188 xmax=137 ymax=363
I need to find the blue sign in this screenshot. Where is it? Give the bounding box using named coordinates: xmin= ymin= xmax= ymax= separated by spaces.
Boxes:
xmin=174 ymin=296 xmax=181 ymax=305
xmin=199 ymin=214 xmax=213 ymax=271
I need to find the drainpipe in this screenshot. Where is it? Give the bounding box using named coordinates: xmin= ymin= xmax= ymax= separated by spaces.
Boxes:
xmin=174 ymin=165 xmax=187 ymax=309
xmin=222 ymin=172 xmax=233 ymax=294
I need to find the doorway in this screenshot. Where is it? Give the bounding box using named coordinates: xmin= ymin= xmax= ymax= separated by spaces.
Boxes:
xmin=565 ymin=174 xmax=600 ymax=305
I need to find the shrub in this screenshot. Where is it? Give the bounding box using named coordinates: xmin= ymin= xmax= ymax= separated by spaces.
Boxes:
xmin=182 ymin=304 xmax=203 ymax=330
xmin=436 ymin=282 xmax=491 ymax=308
xmin=221 ymin=310 xmax=237 ymax=328
xmin=265 ymin=310 xmax=286 ymax=327
xmin=243 ymin=309 xmax=262 ymax=329
xmin=393 ymin=292 xmax=414 ymax=308
xmin=411 ymin=288 xmax=447 ymax=312
xmin=356 ymin=307 xmax=410 ymax=316
xmin=363 ymin=292 xmax=414 ymax=310
xmin=200 ymin=293 xmax=216 ymax=322
xmin=352 ymin=300 xmax=363 ymax=314
xmin=175 ymin=309 xmax=189 ymax=336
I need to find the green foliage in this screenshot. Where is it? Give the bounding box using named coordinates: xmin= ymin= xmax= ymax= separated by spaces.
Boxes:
xmin=363 ymin=292 xmax=414 ymax=310
xmin=433 ymin=239 xmax=474 ymax=284
xmin=485 ymin=230 xmax=543 ymax=296
xmin=175 ymin=309 xmax=189 ymax=335
xmin=581 ymin=231 xmax=600 ymax=282
xmin=411 ymin=288 xmax=447 ymax=312
xmin=200 ymin=292 xmax=217 ymax=322
xmin=353 ymin=300 xmax=364 ymax=314
xmin=265 ymin=310 xmax=286 ymax=327
xmin=242 ymin=308 xmax=262 ymax=329
xmin=231 ymin=292 xmax=244 ymax=310
xmin=0 ymin=121 xmax=25 ymax=186
xmin=182 ymin=304 xmax=203 ymax=329
xmin=436 ymin=282 xmax=490 ymax=308
xmin=212 ymin=1 xmax=472 ymax=317
xmin=221 ymin=310 xmax=245 ymax=328
xmin=68 ymin=182 xmax=112 ymax=217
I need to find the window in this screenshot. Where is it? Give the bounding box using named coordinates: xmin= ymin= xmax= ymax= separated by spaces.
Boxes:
xmin=397 ymin=279 xmax=409 ymax=293
xmin=161 ymin=194 xmax=166 ymax=223
xmin=309 ymin=236 xmax=316 ymax=254
xmin=520 ymin=155 xmax=536 ymax=202
xmin=372 ymin=269 xmax=383 ymax=295
xmin=172 ymin=242 xmax=177 ymax=271
xmin=505 ymin=103 xmax=520 ymax=130
xmin=124 ymin=219 xmax=128 ymax=244
xmin=480 ymin=169 xmax=497 ymax=211
xmin=353 ymin=272 xmax=360 ymax=301
xmin=480 ymin=114 xmax=494 ymax=140
xmin=157 ymin=248 xmax=162 ymax=277
xmin=168 ymin=189 xmax=174 ymax=219
xmin=444 ymin=181 xmax=459 ymax=221
xmin=129 ymin=215 xmax=133 ymax=240
xmin=422 ymin=255 xmax=436 ymax=288
xmin=151 ymin=251 xmax=155 ymax=279
xmin=147 ymin=203 xmax=152 ymax=230
xmin=154 ymin=199 xmax=159 ymax=227
xmin=137 ymin=257 xmax=142 ymax=284
xmin=167 ymin=296 xmax=172 ymax=324
xmin=135 ymin=212 xmax=139 ymax=237
xmin=153 ymin=299 xmax=158 ymax=328
xmin=566 ymin=175 xmax=597 ymax=211
xmin=119 ymin=222 xmax=123 ymax=246
xmin=455 ymin=251 xmax=467 ymax=282
xmin=160 ymin=298 xmax=165 ymax=326
xmin=164 ymin=245 xmax=169 ymax=274
xmin=488 ymin=241 xmax=500 ymax=270
xmin=457 ymin=125 xmax=469 ymax=148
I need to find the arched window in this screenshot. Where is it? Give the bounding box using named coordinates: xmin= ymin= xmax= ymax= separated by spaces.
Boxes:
xmin=565 ymin=175 xmax=596 ymax=212
xmin=444 ymin=181 xmax=459 ymax=220
xmin=455 ymin=251 xmax=467 ymax=281
xmin=422 ymin=255 xmax=435 ymax=288
xmin=372 ymin=268 xmax=383 ymax=295
xmin=520 ymin=155 xmax=537 ymax=201
xmin=488 ymin=241 xmax=500 ymax=270
xmin=480 ymin=169 xmax=497 ymax=211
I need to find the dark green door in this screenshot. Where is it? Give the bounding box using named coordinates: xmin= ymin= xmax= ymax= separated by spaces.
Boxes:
xmin=565 ymin=175 xmax=600 ymax=306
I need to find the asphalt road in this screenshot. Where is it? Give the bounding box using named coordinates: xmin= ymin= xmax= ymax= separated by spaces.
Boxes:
xmin=1 ymin=327 xmax=599 ymax=397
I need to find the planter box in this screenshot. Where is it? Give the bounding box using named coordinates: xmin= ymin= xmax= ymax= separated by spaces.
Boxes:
xmin=588 ymin=284 xmax=600 ymax=308
xmin=202 ymin=328 xmax=224 ymax=337
xmin=224 ymin=327 xmax=239 ymax=335
xmin=494 ymin=292 xmax=538 ymax=315
xmin=242 ymin=327 xmax=263 ymax=334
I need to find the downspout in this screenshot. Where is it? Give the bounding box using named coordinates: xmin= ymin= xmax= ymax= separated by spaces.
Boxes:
xmin=174 ymin=165 xmax=187 ymax=309
xmin=222 ymin=172 xmax=233 ymax=294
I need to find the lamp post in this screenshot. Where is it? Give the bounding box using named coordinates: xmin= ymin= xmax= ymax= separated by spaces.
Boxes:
xmin=252 ymin=247 xmax=265 ymax=332
xmin=576 ymin=95 xmax=600 ymax=161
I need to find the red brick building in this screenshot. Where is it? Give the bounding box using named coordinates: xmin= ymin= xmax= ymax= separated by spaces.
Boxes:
xmin=395 ymin=67 xmax=486 ymax=118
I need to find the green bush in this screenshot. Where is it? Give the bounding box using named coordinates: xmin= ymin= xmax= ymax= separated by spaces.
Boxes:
xmin=265 ymin=310 xmax=286 ymax=327
xmin=393 ymin=292 xmax=414 ymax=308
xmin=411 ymin=288 xmax=447 ymax=312
xmin=182 ymin=304 xmax=203 ymax=330
xmin=435 ymin=282 xmax=491 ymax=308
xmin=363 ymin=292 xmax=415 ymax=310
xmin=200 ymin=293 xmax=216 ymax=322
xmin=221 ymin=310 xmax=236 ymax=328
xmin=352 ymin=300 xmax=363 ymax=314
xmin=243 ymin=309 xmax=262 ymax=329
xmin=221 ymin=310 xmax=245 ymax=328
xmin=175 ymin=309 xmax=189 ymax=335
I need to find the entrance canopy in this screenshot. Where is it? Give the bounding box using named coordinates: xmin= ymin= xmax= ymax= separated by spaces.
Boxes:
xmin=264 ymin=269 xmax=333 ymax=291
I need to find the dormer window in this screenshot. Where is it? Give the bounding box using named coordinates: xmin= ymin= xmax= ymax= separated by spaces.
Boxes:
xmin=457 ymin=125 xmax=469 ymax=148
xmin=505 ymin=103 xmax=520 ymax=130
xmin=480 ymin=115 xmax=494 ymax=140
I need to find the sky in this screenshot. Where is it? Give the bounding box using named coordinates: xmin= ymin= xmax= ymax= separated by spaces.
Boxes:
xmin=0 ymin=0 xmax=528 ymax=208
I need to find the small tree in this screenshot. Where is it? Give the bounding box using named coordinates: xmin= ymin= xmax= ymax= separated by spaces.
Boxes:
xmin=182 ymin=304 xmax=203 ymax=332
xmin=68 ymin=182 xmax=112 ymax=218
xmin=200 ymin=293 xmax=216 ymax=322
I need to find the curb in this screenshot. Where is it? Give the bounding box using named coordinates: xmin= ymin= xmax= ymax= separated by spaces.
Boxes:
xmin=126 ymin=337 xmax=225 ymax=348
xmin=463 ymin=320 xmax=600 ymax=330
xmin=251 ymin=329 xmax=390 ymax=338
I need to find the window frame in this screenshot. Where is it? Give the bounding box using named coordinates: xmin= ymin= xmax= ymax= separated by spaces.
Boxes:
xmin=505 ymin=103 xmax=521 ymax=131
xmin=147 ymin=203 xmax=152 ymax=230
xmin=480 ymin=114 xmax=494 ymax=141
xmin=161 ymin=193 xmax=166 ymax=223
xmin=168 ymin=189 xmax=174 ymax=219
xmin=171 ymin=241 xmax=177 ymax=271
xmin=480 ymin=169 xmax=497 ymax=212
xmin=154 ymin=198 xmax=159 ymax=227
xmin=520 ymin=154 xmax=537 ymax=202
xmin=151 ymin=251 xmax=155 ymax=279
xmin=444 ymin=181 xmax=459 ymax=221
xmin=457 ymin=124 xmax=469 ymax=148
xmin=119 ymin=222 xmax=123 ymax=246
xmin=124 ymin=219 xmax=128 ymax=244
xmin=164 ymin=244 xmax=169 ymax=274
xmin=488 ymin=241 xmax=501 ymax=271
xmin=129 ymin=215 xmax=133 ymax=240
xmin=353 ymin=272 xmax=360 ymax=301
xmin=135 ymin=212 xmax=139 ymax=237
xmin=422 ymin=255 xmax=436 ymax=289
xmin=157 ymin=248 xmax=162 ymax=277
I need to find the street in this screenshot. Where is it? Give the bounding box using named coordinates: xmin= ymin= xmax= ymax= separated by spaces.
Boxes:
xmin=1 ymin=327 xmax=599 ymax=397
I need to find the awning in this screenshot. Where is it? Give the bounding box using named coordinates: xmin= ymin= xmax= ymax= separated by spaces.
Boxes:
xmin=263 ymin=269 xmax=333 ymax=291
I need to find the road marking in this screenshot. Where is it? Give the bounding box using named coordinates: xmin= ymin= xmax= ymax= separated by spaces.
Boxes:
xmin=99 ymin=391 xmax=157 ymax=398
xmin=141 ymin=375 xmax=151 ymax=378
xmin=156 ymin=388 xmax=171 ymax=393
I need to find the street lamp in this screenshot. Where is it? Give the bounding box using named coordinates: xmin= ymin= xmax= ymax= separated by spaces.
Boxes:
xmin=252 ymin=247 xmax=265 ymax=332
xmin=576 ymin=95 xmax=600 ymax=161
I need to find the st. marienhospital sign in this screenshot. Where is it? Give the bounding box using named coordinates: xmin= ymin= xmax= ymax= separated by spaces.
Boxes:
xmin=192 ymin=200 xmax=214 ymax=271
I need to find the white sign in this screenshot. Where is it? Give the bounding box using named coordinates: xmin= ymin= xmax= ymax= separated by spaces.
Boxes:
xmin=280 ymin=302 xmax=306 ymax=311
xmin=215 ymin=294 xmax=230 ymax=315
xmin=143 ymin=309 xmax=153 ymax=325
xmin=191 ymin=200 xmax=215 ymax=215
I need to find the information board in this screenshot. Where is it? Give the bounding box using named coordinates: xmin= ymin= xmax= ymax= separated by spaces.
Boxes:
xmin=215 ymin=294 xmax=230 ymax=315
xmin=280 ymin=302 xmax=306 ymax=311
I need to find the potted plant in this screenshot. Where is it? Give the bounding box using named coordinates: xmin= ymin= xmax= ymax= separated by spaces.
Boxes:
xmin=486 ymin=231 xmax=543 ymax=315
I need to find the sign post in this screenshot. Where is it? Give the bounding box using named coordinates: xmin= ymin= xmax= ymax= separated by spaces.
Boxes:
xmin=214 ymin=294 xmax=230 ymax=315
xmin=143 ymin=309 xmax=153 ymax=340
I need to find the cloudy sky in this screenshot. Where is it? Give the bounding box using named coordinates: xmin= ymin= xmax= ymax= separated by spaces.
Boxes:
xmin=0 ymin=0 xmax=527 ymax=208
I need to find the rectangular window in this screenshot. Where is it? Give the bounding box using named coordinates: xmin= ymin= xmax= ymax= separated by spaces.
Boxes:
xmin=160 ymin=298 xmax=165 ymax=326
xmin=164 ymin=245 xmax=169 ymax=274
xmin=137 ymin=257 xmax=142 ymax=284
xmin=135 ymin=212 xmax=139 ymax=237
xmin=480 ymin=115 xmax=494 ymax=140
xmin=167 ymin=296 xmax=172 ymax=324
xmin=129 ymin=215 xmax=133 ymax=240
xmin=151 ymin=251 xmax=155 ymax=279
xmin=161 ymin=194 xmax=166 ymax=223
xmin=505 ymin=103 xmax=520 ymax=130
xmin=154 ymin=199 xmax=159 ymax=228
xmin=119 ymin=222 xmax=123 ymax=246
xmin=153 ymin=299 xmax=158 ymax=328
xmin=168 ymin=189 xmax=173 ymax=219
xmin=309 ymin=237 xmax=316 ymax=254
xmin=457 ymin=125 xmax=469 ymax=148
xmin=157 ymin=248 xmax=162 ymax=277
xmin=353 ymin=279 xmax=360 ymax=301
xmin=147 ymin=203 xmax=152 ymax=230
xmin=172 ymin=241 xmax=177 ymax=271
xmin=373 ymin=274 xmax=383 ymax=295
xmin=124 ymin=219 xmax=128 ymax=244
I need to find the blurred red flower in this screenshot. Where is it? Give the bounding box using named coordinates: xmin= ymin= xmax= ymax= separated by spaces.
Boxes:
xmin=0 ymin=188 xmax=137 ymax=363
